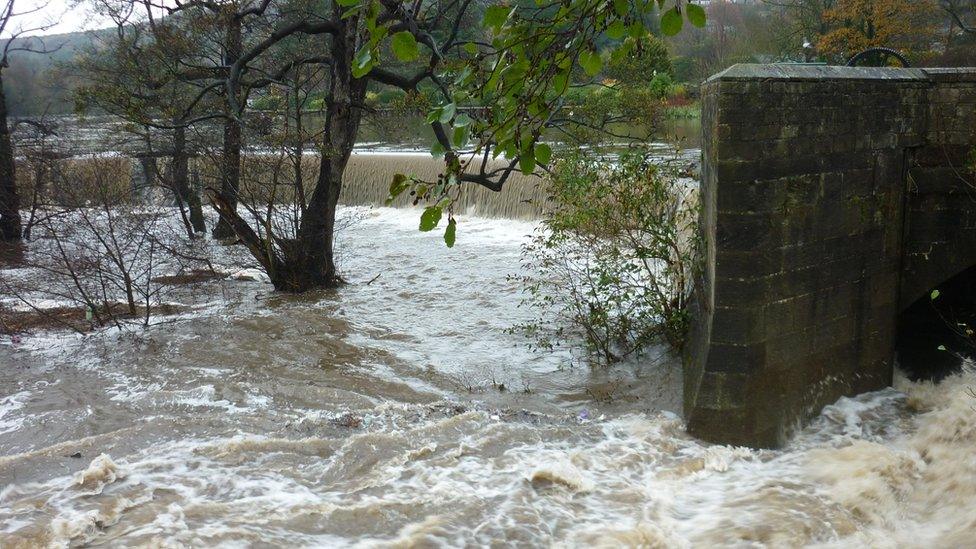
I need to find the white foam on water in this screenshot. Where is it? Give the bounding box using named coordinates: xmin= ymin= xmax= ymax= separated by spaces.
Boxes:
xmin=0 ymin=374 xmax=973 ymax=547
xmin=1 ymin=208 xmax=975 ymax=547
xmin=0 ymin=390 xmax=31 ymax=436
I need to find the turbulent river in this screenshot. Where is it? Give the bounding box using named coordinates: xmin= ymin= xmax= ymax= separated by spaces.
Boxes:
xmin=1 ymin=206 xmax=975 ymax=547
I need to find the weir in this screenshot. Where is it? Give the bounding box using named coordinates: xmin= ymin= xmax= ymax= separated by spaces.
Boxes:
xmin=686 ymin=65 xmax=976 ymax=448
xmin=17 ymin=152 xmax=545 ymax=220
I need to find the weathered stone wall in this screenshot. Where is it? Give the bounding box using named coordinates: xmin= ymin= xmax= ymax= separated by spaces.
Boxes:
xmin=688 ymin=65 xmax=976 ymax=448
xmin=901 ymin=70 xmax=976 ymax=309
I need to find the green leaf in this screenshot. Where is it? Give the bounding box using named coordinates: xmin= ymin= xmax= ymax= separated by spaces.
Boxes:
xmin=431 ymin=142 xmax=446 ymax=158
xmin=661 ymin=7 xmax=683 ymax=36
xmin=578 ymin=49 xmax=602 ymax=77
xmin=340 ymin=4 xmax=362 ymax=19
xmin=553 ymin=70 xmax=569 ymax=94
xmin=354 ymin=47 xmax=372 ymax=68
xmin=364 ymin=1 xmax=380 ymax=31
xmin=609 ymin=42 xmax=629 ymax=65
xmin=352 ymin=48 xmax=373 ymax=78
xmin=452 ymin=125 xmax=470 ymax=148
xmin=612 ymin=0 xmax=628 ymax=16
xmin=504 ymin=141 xmax=517 ymax=159
xmin=439 ymin=102 xmax=457 ymax=124
xmin=454 ymin=66 xmax=473 ymax=86
xmin=335 ymin=0 xmax=358 ymax=6
xmin=629 ymin=21 xmax=645 ymax=38
xmin=420 ymin=206 xmax=442 ymax=232
xmin=389 ymin=173 xmax=410 ymax=200
xmin=931 ymin=289 xmax=941 ymax=300
xmin=534 ymin=142 xmax=552 ymax=165
xmin=463 ymin=42 xmax=478 ymax=55
xmin=444 ymin=218 xmax=457 ymax=247
xmin=606 ymin=20 xmax=627 ymax=40
xmin=391 ymin=31 xmax=419 ymax=62
xmin=352 ymin=62 xmax=373 ymax=78
xmin=686 ymin=3 xmax=706 ymax=28
xmin=519 ymin=149 xmax=536 ymax=175
xmin=454 ymin=113 xmax=473 ymax=127
xmin=483 ymin=5 xmax=510 ymax=31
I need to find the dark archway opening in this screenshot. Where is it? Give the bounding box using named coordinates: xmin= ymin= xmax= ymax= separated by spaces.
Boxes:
xmin=897 ymin=265 xmax=976 ymax=381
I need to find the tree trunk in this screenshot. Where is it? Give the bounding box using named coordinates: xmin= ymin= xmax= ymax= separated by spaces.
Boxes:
xmin=272 ymin=14 xmax=366 ymax=291
xmin=204 ymin=13 xmax=366 ymax=292
xmin=23 ymin=153 xmax=49 ymax=239
xmin=292 ymin=81 xmax=306 ymax=213
xmin=169 ymin=127 xmax=195 ymax=238
xmin=0 ymin=72 xmax=22 ymax=242
xmin=172 ymin=124 xmax=206 ymax=234
xmin=212 ymin=17 xmax=243 ymax=239
xmin=133 ymin=156 xmax=155 ymax=202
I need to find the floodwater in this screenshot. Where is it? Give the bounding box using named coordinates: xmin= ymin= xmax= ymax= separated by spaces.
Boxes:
xmin=1 ymin=205 xmax=975 ymax=547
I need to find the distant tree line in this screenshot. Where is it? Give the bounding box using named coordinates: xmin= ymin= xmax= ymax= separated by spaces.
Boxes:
xmin=664 ymin=0 xmax=975 ymax=83
xmin=0 ymin=30 xmax=91 ymax=116
xmin=5 ymin=1 xmax=974 ymax=117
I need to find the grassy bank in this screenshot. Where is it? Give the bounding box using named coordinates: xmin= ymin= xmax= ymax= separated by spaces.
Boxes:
xmin=663 ymin=103 xmax=701 ymax=120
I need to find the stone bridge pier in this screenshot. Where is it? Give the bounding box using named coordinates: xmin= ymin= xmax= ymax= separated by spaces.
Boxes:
xmin=686 ymin=65 xmax=976 ymax=448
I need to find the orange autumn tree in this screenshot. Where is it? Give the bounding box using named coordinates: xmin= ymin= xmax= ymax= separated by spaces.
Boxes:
xmin=817 ymin=0 xmax=939 ymax=61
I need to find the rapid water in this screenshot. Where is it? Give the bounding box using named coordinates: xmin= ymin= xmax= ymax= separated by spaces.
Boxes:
xmin=1 ymin=207 xmax=975 ymax=547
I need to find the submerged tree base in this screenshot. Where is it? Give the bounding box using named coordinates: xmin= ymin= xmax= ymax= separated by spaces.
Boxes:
xmin=268 ymin=265 xmax=344 ymax=293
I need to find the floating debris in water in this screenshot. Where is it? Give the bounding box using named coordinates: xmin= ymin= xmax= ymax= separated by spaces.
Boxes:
xmin=332 ymin=413 xmax=363 ymax=429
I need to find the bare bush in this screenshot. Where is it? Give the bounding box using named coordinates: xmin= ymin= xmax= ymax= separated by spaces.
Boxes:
xmin=1 ymin=156 xmax=214 ymax=333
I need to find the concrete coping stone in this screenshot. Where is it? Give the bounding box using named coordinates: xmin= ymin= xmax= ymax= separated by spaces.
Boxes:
xmin=922 ymin=68 xmax=976 ymax=82
xmin=706 ymin=63 xmax=931 ymax=83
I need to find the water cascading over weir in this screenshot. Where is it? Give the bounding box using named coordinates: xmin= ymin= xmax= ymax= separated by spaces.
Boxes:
xmin=686 ymin=64 xmax=976 ymax=448
xmin=127 ymin=153 xmax=546 ymax=220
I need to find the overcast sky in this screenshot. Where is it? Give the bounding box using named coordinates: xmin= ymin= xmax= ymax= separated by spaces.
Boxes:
xmin=3 ymin=0 xmax=114 ymax=38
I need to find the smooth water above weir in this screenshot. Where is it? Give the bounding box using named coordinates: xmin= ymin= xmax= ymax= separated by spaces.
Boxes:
xmin=1 ymin=207 xmax=975 ymax=547
xmin=20 ymin=147 xmax=697 ymax=221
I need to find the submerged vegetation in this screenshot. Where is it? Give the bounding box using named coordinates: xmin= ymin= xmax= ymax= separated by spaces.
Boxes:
xmin=0 ymin=156 xmax=216 ymax=332
xmin=512 ymin=151 xmax=699 ymax=365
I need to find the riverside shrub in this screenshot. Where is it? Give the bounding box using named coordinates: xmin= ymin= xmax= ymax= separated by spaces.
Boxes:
xmin=511 ymin=150 xmax=699 ymax=365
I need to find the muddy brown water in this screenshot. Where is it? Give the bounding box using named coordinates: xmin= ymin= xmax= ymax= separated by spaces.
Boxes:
xmin=1 ymin=186 xmax=975 ymax=546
